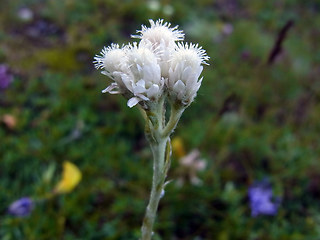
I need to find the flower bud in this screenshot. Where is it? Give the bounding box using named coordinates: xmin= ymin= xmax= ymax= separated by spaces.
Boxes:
xmin=125 ymin=43 xmax=164 ymax=108
xmin=133 ymin=19 xmax=184 ymax=78
xmin=167 ymin=43 xmax=209 ymax=106
xmin=94 ymin=44 xmax=130 ymax=94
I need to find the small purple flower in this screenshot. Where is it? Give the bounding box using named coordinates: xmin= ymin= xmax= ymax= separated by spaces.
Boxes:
xmin=8 ymin=197 xmax=34 ymax=217
xmin=248 ymin=179 xmax=280 ymax=217
xmin=0 ymin=64 xmax=13 ymax=90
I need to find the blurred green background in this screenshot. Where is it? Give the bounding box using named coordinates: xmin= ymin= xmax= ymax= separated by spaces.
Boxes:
xmin=1 ymin=0 xmax=320 ymax=239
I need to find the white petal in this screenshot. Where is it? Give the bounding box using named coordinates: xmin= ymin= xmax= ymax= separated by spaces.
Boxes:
xmin=133 ymin=85 xmax=146 ymax=94
xmin=137 ymin=64 xmax=143 ymax=72
xmin=102 ymin=83 xmax=120 ymax=94
xmin=196 ymin=65 xmax=204 ymax=77
xmin=167 ymin=68 xmax=175 ymax=88
xmin=173 ymin=80 xmax=186 ymax=99
xmin=120 ymin=73 xmax=134 ymax=91
xmin=181 ymin=66 xmax=193 ymax=81
xmin=133 ymin=79 xmax=146 ymax=94
xmin=127 ymin=97 xmax=141 ymax=108
xmin=136 ymin=93 xmax=149 ymax=101
xmin=143 ymin=64 xmax=161 ymax=84
xmin=136 ymin=79 xmax=146 ymax=87
xmin=147 ymin=84 xmax=160 ymax=98
xmin=142 ymin=65 xmax=153 ymax=82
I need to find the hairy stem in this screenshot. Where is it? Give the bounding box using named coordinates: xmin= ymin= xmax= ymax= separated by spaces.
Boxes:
xmin=141 ymin=137 xmax=168 ymax=240
xmin=141 ymin=101 xmax=184 ymax=240
xmin=161 ymin=105 xmax=184 ymax=138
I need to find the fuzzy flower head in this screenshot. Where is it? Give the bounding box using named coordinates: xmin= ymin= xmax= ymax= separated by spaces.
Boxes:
xmin=94 ymin=44 xmax=130 ymax=95
xmin=168 ymin=43 xmax=209 ymax=106
xmin=125 ymin=43 xmax=164 ymax=108
xmin=94 ymin=19 xmax=209 ymax=109
xmin=133 ymin=19 xmax=185 ymax=77
xmin=94 ymin=44 xmax=128 ymax=74
xmin=133 ymin=19 xmax=184 ymax=48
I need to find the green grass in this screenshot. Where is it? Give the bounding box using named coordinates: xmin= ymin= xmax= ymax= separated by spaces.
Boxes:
xmin=1 ymin=0 xmax=320 ymax=239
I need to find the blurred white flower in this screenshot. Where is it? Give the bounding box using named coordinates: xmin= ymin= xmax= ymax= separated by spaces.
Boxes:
xmin=148 ymin=0 xmax=161 ymax=12
xmin=168 ymin=43 xmax=209 ymax=106
xmin=17 ymin=7 xmax=34 ymax=21
xmin=176 ymin=149 xmax=207 ymax=186
xmin=163 ymin=5 xmax=174 ymax=16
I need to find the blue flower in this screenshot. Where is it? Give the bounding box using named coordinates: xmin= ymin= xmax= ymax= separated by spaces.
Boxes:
xmin=0 ymin=64 xmax=13 ymax=90
xmin=8 ymin=197 xmax=34 ymax=217
xmin=248 ymin=180 xmax=280 ymax=217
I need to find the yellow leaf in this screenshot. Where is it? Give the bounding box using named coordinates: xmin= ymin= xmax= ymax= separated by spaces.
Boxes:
xmin=54 ymin=161 xmax=82 ymax=194
xmin=172 ymin=137 xmax=186 ymax=158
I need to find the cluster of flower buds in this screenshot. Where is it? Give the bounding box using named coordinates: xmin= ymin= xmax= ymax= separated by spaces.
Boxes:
xmin=94 ymin=19 xmax=209 ymax=109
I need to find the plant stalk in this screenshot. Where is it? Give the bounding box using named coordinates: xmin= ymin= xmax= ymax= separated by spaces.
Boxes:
xmin=141 ymin=137 xmax=167 ymax=240
xmin=141 ymin=101 xmax=184 ymax=240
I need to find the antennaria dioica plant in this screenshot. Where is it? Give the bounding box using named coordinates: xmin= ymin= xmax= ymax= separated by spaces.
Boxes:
xmin=94 ymin=19 xmax=209 ymax=240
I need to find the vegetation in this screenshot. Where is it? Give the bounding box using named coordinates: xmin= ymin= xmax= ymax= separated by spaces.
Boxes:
xmin=1 ymin=0 xmax=319 ymax=239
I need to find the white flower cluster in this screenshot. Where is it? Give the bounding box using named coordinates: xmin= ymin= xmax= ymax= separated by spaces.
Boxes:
xmin=94 ymin=19 xmax=209 ymax=108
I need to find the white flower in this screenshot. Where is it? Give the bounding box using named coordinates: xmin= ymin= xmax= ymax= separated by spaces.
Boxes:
xmin=133 ymin=19 xmax=184 ymax=48
xmin=163 ymin=5 xmax=174 ymax=16
xmin=133 ymin=19 xmax=184 ymax=78
xmin=94 ymin=19 xmax=210 ymax=109
xmin=176 ymin=149 xmax=207 ymax=186
xmin=167 ymin=43 xmax=209 ymax=106
xmin=94 ymin=43 xmax=163 ymax=108
xmin=147 ymin=0 xmax=160 ymax=12
xmin=93 ymin=44 xmax=130 ymax=94
xmin=125 ymin=43 xmax=164 ymax=108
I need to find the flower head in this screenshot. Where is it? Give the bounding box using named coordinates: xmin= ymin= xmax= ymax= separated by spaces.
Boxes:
xmin=94 ymin=19 xmax=209 ymax=109
xmin=94 ymin=44 xmax=130 ymax=95
xmin=125 ymin=43 xmax=164 ymax=107
xmin=8 ymin=197 xmax=34 ymax=217
xmin=133 ymin=19 xmax=184 ymax=47
xmin=133 ymin=19 xmax=185 ymax=78
xmin=94 ymin=42 xmax=164 ymax=108
xmin=171 ymin=43 xmax=209 ymax=68
xmin=248 ymin=179 xmax=281 ymax=217
xmin=168 ymin=43 xmax=209 ymax=106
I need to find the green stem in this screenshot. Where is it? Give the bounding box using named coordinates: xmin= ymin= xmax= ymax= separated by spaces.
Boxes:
xmin=141 ymin=100 xmax=184 ymax=240
xmin=141 ymin=137 xmax=168 ymax=240
xmin=161 ymin=105 xmax=184 ymax=138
